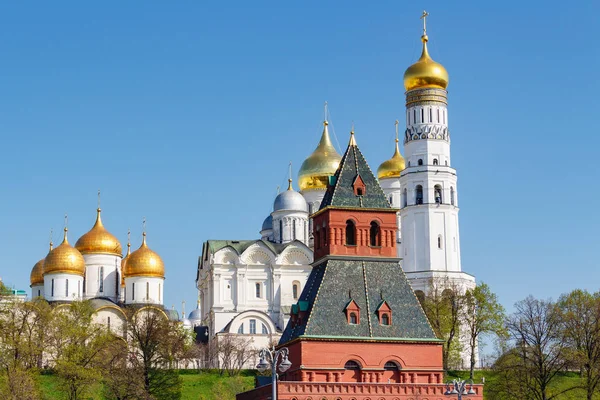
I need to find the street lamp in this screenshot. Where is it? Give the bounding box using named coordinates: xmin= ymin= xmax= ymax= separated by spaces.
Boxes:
xmin=256 ymin=346 xmax=292 ymax=400
xmin=445 ymin=378 xmax=476 ymax=399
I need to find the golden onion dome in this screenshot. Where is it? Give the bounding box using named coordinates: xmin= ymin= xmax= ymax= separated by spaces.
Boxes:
xmin=44 ymin=228 xmax=86 ymax=276
xmin=75 ymin=208 xmax=122 ymax=256
xmin=378 ymin=139 xmax=406 ymax=179
xmin=125 ymin=233 xmax=165 ymax=279
xmin=403 ymin=34 xmax=449 ymax=92
xmin=298 ymin=120 xmax=342 ymax=191
xmin=30 ymin=258 xmax=45 ymax=286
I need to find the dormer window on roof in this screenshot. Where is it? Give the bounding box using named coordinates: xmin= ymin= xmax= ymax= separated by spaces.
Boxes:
xmin=376 ymin=300 xmax=392 ymax=326
xmin=344 ymin=299 xmax=360 ymax=325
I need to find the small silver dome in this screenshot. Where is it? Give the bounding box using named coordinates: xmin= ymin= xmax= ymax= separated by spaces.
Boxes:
xmin=261 ymin=215 xmax=273 ymax=231
xmin=188 ymin=309 xmax=202 ymax=321
xmin=182 ymin=318 xmax=193 ymax=328
xmin=273 ymin=188 xmax=308 ymax=213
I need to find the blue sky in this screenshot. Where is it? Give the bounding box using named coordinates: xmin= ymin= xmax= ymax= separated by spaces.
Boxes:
xmin=0 ymin=1 xmax=598 ymax=323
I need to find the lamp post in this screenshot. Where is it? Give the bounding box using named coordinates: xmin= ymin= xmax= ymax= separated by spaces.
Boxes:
xmin=445 ymin=378 xmax=476 ymax=399
xmin=256 ymin=346 xmax=292 ymax=400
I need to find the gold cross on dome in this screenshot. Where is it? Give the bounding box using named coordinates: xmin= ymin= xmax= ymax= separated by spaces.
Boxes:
xmin=420 ymin=10 xmax=429 ymax=35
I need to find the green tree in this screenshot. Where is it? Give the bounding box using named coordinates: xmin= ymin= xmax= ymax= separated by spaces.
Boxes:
xmin=46 ymin=301 xmax=117 ymax=400
xmin=557 ymin=289 xmax=600 ymax=400
xmin=420 ymin=278 xmax=464 ymax=370
xmin=126 ymin=307 xmax=188 ymax=400
xmin=462 ymin=282 xmax=506 ymax=379
xmin=0 ymin=298 xmax=52 ymax=400
xmin=502 ymin=296 xmax=575 ymax=400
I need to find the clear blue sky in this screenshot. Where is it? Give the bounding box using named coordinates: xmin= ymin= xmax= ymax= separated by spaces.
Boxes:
xmin=0 ymin=1 xmax=598 ymax=321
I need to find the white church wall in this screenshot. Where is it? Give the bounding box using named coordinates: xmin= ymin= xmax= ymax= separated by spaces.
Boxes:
xmin=83 ymin=253 xmax=122 ymax=301
xmin=44 ymin=273 xmax=83 ymax=302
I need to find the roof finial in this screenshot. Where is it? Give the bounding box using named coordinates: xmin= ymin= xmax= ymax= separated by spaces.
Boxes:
xmin=287 ymin=162 xmax=293 ymax=191
xmin=127 ymin=228 xmax=131 ymax=254
xmin=395 ymin=120 xmax=399 ymax=143
xmin=349 ymin=122 xmax=357 ymax=146
xmin=49 ymin=228 xmax=54 ymax=251
xmin=142 ymin=218 xmax=147 ymax=246
xmin=182 ymin=300 xmax=186 ymax=319
xmin=276 ymin=185 xmax=280 ymax=195
xmin=420 ymin=10 xmax=429 ymax=37
xmin=324 ymin=101 xmax=328 ymax=123
xmin=63 ymin=214 xmax=69 ymax=243
xmin=97 ymin=189 xmax=101 ymax=211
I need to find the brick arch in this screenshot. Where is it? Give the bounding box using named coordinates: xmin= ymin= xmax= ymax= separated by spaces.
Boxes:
xmin=336 ymin=353 xmax=368 ymax=368
xmin=376 ymin=354 xmax=406 ymax=369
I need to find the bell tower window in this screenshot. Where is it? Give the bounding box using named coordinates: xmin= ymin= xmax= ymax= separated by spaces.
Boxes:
xmin=345 ymin=220 xmax=356 ymax=246
xmin=434 ymin=185 xmax=443 ymax=204
xmin=416 ymin=185 xmax=423 ymax=205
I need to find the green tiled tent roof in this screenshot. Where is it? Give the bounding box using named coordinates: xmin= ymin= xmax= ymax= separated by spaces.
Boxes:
xmin=280 ymin=259 xmax=437 ymax=343
xmin=320 ymin=139 xmax=391 ymax=210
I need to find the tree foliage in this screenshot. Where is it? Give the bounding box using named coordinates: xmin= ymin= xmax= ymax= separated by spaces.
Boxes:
xmin=462 ymin=282 xmax=507 ymax=379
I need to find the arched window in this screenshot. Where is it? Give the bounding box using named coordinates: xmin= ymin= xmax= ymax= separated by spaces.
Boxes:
xmin=345 ymin=220 xmax=356 ymax=246
xmin=418 ymin=159 xmax=423 ymax=166
xmin=416 ymin=185 xmax=423 ymax=205
xmin=345 ymin=360 xmax=361 ymax=370
xmin=292 ymin=281 xmax=300 ymax=299
xmin=350 ymin=313 xmax=358 ymax=324
xmin=279 ymin=220 xmax=283 ymax=243
xmin=413 ymin=109 xmax=416 ymax=124
xmin=158 ymin=284 xmax=161 ymax=303
xmin=370 ymin=221 xmax=381 ymax=247
xmin=255 ymin=283 xmax=261 ymax=298
xmin=408 ymin=161 xmax=411 ymax=167
xmin=238 ymin=324 xmax=244 ymax=334
xmin=438 ymin=235 xmax=443 ymax=249
xmin=451 ymin=186 xmax=455 ymax=205
xmin=433 ymin=158 xmax=438 ymax=165
xmin=437 ymin=108 xmax=440 ymax=122
xmin=65 ymin=279 xmax=69 ymax=297
xmin=293 ymin=220 xmax=296 ymax=239
xmin=262 ymin=324 xmax=269 ymax=334
xmin=403 ymin=188 xmax=407 ymax=207
xmin=389 ymin=195 xmax=393 ymax=206
xmin=384 ymin=361 xmax=400 ymax=370
xmin=99 ymin=266 xmax=104 ymax=293
xmin=434 ymin=185 xmax=443 ymax=204
xmin=249 ymin=319 xmax=257 ymax=334
xmin=382 ymin=314 xmax=390 ymax=325
xmin=132 ymin=283 xmax=135 ymax=301
xmin=445 ymin=160 xmax=448 ymax=166
xmin=429 ymin=108 xmax=432 ymax=122
xmin=146 ymin=282 xmax=150 ymax=300
xmin=421 ymin=108 xmax=424 ymax=123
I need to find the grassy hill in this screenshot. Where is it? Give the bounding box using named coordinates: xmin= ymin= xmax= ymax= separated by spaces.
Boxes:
xmin=36 ymin=369 xmax=591 ymax=400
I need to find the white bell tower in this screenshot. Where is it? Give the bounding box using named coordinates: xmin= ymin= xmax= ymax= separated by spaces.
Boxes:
xmin=399 ymin=11 xmax=475 ymax=294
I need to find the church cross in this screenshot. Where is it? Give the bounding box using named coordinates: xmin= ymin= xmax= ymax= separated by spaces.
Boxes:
xmin=420 ymin=10 xmax=429 ymax=35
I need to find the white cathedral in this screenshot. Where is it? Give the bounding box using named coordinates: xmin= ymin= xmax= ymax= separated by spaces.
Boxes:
xmin=194 ymin=16 xmax=476 ymax=365
xmin=29 ymin=207 xmax=178 ymax=335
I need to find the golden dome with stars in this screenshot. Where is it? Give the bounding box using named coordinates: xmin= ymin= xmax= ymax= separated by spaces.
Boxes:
xmin=44 ymin=228 xmax=86 ymax=276
xmin=298 ymin=120 xmax=342 ymax=191
xmin=75 ymin=208 xmax=122 ymax=256
xmin=125 ymin=233 xmax=165 ymax=279
xmin=403 ymin=12 xmax=449 ymax=92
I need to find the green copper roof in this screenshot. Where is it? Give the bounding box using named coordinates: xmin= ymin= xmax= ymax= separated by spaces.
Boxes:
xmin=280 ymin=259 xmax=437 ymax=343
xmin=320 ymin=140 xmax=391 ymax=210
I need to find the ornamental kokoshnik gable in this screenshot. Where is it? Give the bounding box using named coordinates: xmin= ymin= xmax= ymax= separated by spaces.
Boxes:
xmin=237 ymin=131 xmax=483 ymax=399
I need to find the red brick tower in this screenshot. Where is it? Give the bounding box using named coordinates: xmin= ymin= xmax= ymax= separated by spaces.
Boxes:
xmin=237 ymin=132 xmax=483 ymax=400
